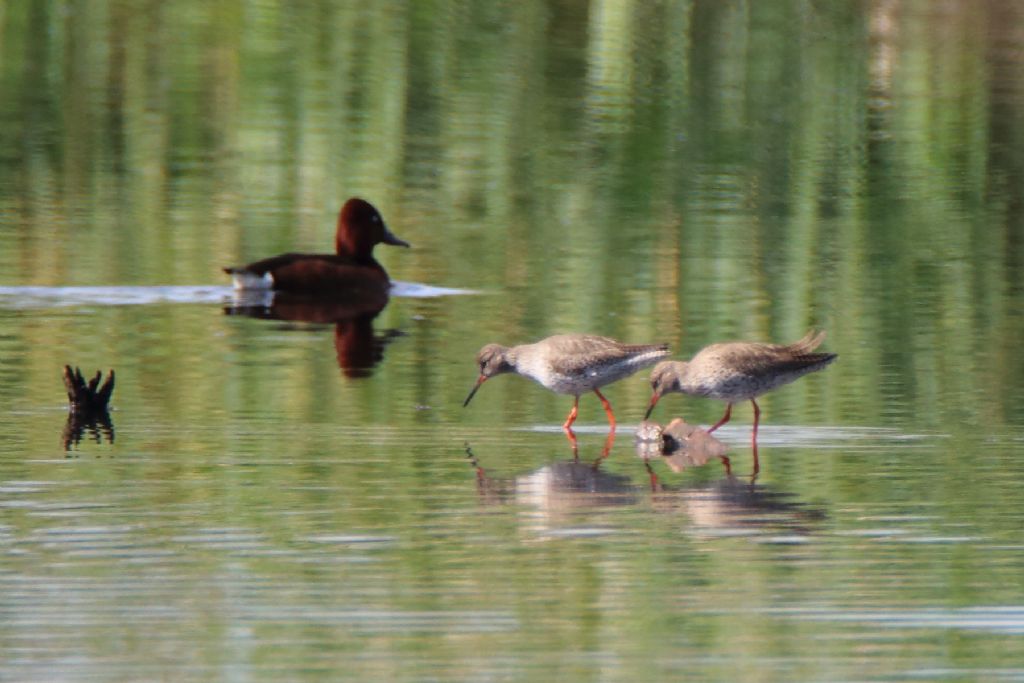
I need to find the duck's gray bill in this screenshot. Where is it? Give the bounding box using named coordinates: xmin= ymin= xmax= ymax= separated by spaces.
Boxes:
xmin=383 ymin=225 xmax=411 ymax=248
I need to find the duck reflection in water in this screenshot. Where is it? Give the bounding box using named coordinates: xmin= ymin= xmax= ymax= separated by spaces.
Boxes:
xmin=224 ymin=291 xmax=402 ymax=379
xmin=62 ymin=366 xmax=115 ymax=451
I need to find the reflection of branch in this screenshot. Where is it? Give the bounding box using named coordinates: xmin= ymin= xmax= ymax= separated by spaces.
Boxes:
xmin=62 ymin=411 xmax=115 ymax=451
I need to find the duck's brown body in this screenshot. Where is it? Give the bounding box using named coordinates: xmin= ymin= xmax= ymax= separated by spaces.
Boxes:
xmin=224 ymin=198 xmax=408 ymax=296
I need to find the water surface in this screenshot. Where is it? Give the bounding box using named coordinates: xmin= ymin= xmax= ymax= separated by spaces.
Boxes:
xmin=2 ymin=1 xmax=1024 ymax=681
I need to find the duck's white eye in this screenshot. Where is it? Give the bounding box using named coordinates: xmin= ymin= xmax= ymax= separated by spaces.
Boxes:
xmin=372 ymin=214 xmax=381 ymax=223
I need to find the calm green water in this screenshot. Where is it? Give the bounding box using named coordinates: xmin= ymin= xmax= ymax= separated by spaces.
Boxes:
xmin=3 ymin=1 xmax=1024 ymax=680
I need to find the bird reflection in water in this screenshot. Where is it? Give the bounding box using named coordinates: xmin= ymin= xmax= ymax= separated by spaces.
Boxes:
xmin=635 ymin=418 xmax=732 ymax=484
xmin=465 ymin=443 xmax=638 ymax=536
xmin=636 ymin=419 xmax=826 ymax=537
xmin=62 ymin=366 xmax=115 ymax=452
xmin=224 ymin=290 xmax=402 ymax=378
xmin=563 ymin=428 xmax=617 ymax=464
xmin=651 ymin=472 xmax=826 ymax=539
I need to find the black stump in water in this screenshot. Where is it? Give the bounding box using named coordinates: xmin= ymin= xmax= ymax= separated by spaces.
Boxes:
xmin=62 ymin=366 xmax=115 ymax=450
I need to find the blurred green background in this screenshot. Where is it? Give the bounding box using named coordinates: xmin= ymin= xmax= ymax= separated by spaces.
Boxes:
xmin=2 ymin=1 xmax=1024 ymax=681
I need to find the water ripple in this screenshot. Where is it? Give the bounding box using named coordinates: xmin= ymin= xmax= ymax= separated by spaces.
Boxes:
xmin=766 ymin=605 xmax=1024 ymax=634
xmin=0 ymin=283 xmax=475 ymax=309
xmin=522 ymin=424 xmax=941 ymax=448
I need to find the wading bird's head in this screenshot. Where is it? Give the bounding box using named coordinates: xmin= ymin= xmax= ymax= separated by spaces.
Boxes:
xmin=644 ymin=361 xmax=686 ymax=419
xmin=463 ymin=344 xmax=514 ymax=407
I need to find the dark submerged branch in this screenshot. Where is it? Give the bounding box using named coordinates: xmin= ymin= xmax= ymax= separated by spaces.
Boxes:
xmin=63 ymin=366 xmax=115 ymax=414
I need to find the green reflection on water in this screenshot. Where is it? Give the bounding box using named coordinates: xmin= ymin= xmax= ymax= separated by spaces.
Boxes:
xmin=2 ymin=1 xmax=1024 ymax=681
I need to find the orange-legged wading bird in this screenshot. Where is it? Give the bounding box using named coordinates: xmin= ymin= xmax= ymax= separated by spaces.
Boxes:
xmin=464 ymin=334 xmax=669 ymax=431
xmin=645 ymin=330 xmax=837 ymax=447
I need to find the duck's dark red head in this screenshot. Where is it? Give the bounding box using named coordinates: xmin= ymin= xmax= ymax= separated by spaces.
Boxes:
xmin=335 ymin=198 xmax=410 ymax=258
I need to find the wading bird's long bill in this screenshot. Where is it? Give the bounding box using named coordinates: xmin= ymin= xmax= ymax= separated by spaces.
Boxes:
xmin=643 ymin=393 xmax=660 ymax=420
xmin=463 ymin=376 xmax=487 ymax=407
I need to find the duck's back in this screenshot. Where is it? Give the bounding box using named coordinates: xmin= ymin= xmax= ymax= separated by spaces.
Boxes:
xmin=225 ymin=253 xmax=389 ymax=294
